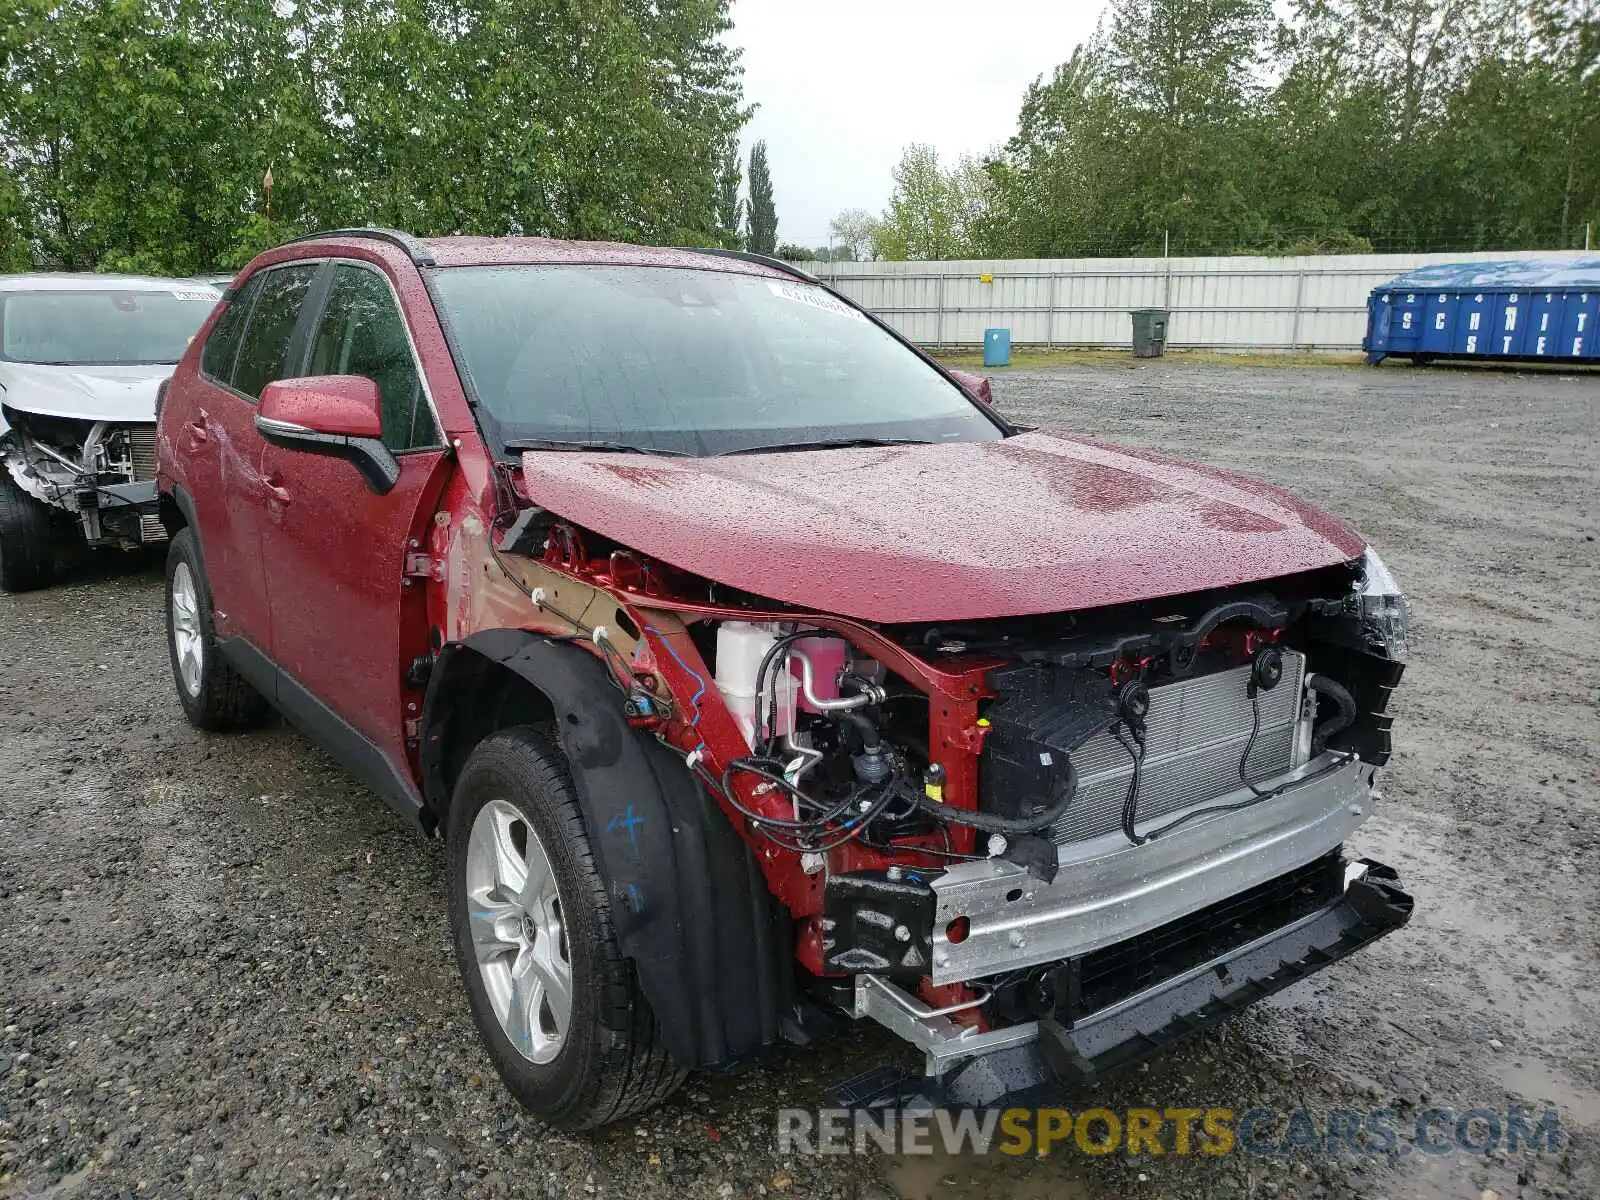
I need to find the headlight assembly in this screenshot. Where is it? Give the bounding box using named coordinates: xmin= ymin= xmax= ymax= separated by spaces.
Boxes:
xmin=1356 ymin=546 xmax=1409 ymax=661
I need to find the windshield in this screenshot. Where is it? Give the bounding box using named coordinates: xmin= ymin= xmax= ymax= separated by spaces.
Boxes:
xmin=0 ymin=288 xmax=218 ymax=365
xmin=428 ymin=264 xmax=1004 ymax=455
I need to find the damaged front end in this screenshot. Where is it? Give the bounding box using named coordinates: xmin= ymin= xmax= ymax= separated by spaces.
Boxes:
xmin=817 ymin=556 xmax=1413 ymax=1104
xmin=845 ymin=855 xmax=1412 ymax=1107
xmin=451 ymin=491 xmax=1412 ymax=1106
xmin=2 ymin=408 xmax=166 ymax=548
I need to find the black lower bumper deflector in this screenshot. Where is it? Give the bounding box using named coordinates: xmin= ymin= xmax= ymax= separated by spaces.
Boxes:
xmin=837 ymin=859 xmax=1412 ymax=1111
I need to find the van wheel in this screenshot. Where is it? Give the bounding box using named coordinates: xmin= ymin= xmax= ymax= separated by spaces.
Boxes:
xmin=0 ymin=467 xmax=64 ymax=593
xmin=447 ymin=726 xmax=686 ymax=1130
xmin=165 ymin=528 xmax=270 ymax=730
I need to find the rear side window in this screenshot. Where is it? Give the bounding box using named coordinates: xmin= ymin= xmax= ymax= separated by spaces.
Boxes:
xmin=232 ymin=265 xmax=318 ymax=399
xmin=307 ymin=265 xmax=440 ymax=451
xmin=200 ymin=276 xmax=260 ymax=383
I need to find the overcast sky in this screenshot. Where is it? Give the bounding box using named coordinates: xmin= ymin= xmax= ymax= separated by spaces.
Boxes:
xmin=728 ymin=0 xmax=1106 ymax=247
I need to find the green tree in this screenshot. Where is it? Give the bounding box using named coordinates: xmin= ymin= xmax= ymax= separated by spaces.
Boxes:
xmin=320 ymin=0 xmax=745 ymax=244
xmin=977 ymin=0 xmax=1596 ymax=256
xmin=0 ymin=0 xmax=749 ymax=270
xmin=745 ymin=139 xmax=778 ymax=254
xmin=1100 ymin=0 xmax=1275 ymax=253
xmin=1263 ymin=0 xmax=1597 ymax=250
xmin=0 ymin=0 xmax=332 ymax=272
xmin=716 ymin=136 xmax=744 ymax=247
xmin=874 ymin=144 xmax=991 ymax=260
xmin=979 ymin=0 xmax=1280 ymax=260
xmin=981 ymin=49 xmax=1121 ymax=256
xmin=1533 ymin=0 xmax=1600 ymax=243
xmin=0 ymin=166 xmax=28 ymax=271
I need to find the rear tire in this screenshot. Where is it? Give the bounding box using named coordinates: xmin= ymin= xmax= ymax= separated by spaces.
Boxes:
xmin=0 ymin=466 xmax=65 ymax=593
xmin=164 ymin=527 xmax=271 ymax=730
xmin=447 ymin=726 xmax=686 ymax=1130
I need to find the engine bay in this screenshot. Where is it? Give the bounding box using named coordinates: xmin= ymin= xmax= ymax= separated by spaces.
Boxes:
xmin=1 ymin=407 xmax=166 ymax=548
xmin=673 ymin=564 xmax=1399 ymax=868
xmin=506 ymin=507 xmax=1405 ymax=995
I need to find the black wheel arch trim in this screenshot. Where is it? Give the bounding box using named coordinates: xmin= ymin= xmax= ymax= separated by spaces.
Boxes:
xmin=422 ymin=630 xmax=792 ymax=1070
xmin=163 ymin=485 xmax=212 ymax=598
xmin=165 ymin=484 xmax=201 ymax=541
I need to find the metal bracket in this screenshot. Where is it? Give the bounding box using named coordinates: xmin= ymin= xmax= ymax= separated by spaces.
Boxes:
xmin=851 ymin=974 xmax=1034 ymax=1077
xmin=404 ymin=552 xmax=441 ymax=581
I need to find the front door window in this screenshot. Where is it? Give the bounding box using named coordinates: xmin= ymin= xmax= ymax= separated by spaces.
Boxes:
xmin=306 ymin=266 xmax=440 ymax=451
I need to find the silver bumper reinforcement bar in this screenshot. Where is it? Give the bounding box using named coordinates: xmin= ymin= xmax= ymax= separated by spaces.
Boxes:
xmin=928 ymin=751 xmax=1375 ymax=984
xmin=844 ymin=856 xmax=1412 ymax=1109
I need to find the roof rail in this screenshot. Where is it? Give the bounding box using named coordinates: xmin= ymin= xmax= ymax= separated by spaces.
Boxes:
xmin=683 ymin=247 xmax=819 ymax=284
xmin=281 ymin=227 xmax=435 ymax=267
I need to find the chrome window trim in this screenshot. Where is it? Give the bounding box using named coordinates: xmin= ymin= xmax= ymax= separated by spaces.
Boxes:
xmin=255 ymin=415 xmax=314 ymax=436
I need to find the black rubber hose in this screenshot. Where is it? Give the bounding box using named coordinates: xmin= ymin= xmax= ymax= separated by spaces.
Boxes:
xmin=911 ymin=759 xmax=1079 ymax=836
xmin=1308 ymin=674 xmax=1358 ymax=754
xmin=837 ymin=709 xmax=881 ymax=750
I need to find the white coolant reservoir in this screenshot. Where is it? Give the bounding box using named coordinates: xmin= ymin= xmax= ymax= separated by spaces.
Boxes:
xmin=715 ymin=622 xmax=796 ymax=749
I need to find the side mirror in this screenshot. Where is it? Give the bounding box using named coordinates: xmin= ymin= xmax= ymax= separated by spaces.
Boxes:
xmin=946 ymin=368 xmax=994 ymax=406
xmin=256 ymin=376 xmax=398 ymax=494
xmin=260 ymin=375 xmax=382 ymax=438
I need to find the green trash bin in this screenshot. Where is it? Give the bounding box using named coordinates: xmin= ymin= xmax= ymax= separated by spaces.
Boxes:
xmin=1130 ymin=308 xmax=1169 ymax=358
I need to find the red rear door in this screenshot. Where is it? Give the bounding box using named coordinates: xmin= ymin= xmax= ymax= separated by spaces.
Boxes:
xmin=256 ymin=261 xmax=450 ymax=801
xmin=172 ymin=263 xmax=321 ymax=651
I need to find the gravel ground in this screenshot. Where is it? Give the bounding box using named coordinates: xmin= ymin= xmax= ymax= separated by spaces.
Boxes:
xmin=1 ymin=358 xmax=1596 ymax=1200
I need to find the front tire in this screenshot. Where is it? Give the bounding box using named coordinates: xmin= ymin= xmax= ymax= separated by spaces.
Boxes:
xmin=447 ymin=726 xmax=686 ymax=1130
xmin=0 ymin=465 xmax=65 ymax=593
xmin=164 ymin=527 xmax=270 ymax=730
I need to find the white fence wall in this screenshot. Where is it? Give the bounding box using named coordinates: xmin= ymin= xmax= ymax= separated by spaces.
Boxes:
xmin=801 ymin=249 xmax=1582 ymax=351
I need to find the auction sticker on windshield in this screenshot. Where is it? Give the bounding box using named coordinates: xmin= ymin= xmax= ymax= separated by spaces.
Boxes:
xmin=767 ymin=280 xmax=862 ymax=319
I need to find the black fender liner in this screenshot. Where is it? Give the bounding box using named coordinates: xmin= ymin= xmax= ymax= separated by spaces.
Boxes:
xmin=421 ymin=629 xmax=791 ymax=1070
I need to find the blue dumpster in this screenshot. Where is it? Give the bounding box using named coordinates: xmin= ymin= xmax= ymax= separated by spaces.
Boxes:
xmin=983 ymin=327 xmax=1011 ymax=367
xmin=1366 ymin=257 xmax=1600 ymax=365
xmin=1420 ymin=292 xmax=1459 ymax=355
xmin=1560 ymin=291 xmax=1600 ymax=358
xmin=1457 ymin=291 xmax=1494 ymax=356
xmin=1526 ymin=292 xmax=1564 ymax=357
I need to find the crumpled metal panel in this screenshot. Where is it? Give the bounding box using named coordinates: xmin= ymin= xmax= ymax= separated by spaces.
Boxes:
xmin=0 ymin=361 xmax=168 ymax=423
xmin=1378 ymin=254 xmax=1600 ymax=291
xmin=519 ymin=431 xmax=1365 ymax=623
xmin=2 ymin=453 xmax=51 ymax=504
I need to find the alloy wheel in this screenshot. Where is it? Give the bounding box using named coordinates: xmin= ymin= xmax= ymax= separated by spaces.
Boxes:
xmin=170 ymin=561 xmax=204 ymax=698
xmin=465 ymin=798 xmax=573 ymax=1065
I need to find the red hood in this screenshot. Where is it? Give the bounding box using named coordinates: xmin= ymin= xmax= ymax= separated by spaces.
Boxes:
xmin=519 ymin=431 xmax=1365 ymax=623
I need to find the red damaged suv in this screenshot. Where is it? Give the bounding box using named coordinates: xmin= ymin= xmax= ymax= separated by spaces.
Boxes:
xmin=156 ymin=229 xmax=1412 ymax=1129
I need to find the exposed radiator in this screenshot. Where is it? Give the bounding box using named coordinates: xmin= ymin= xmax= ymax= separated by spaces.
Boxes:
xmin=118 ymin=425 xmax=167 ymax=542
xmin=126 ymin=425 xmax=158 ymax=482
xmin=1050 ymin=650 xmax=1306 ymax=845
